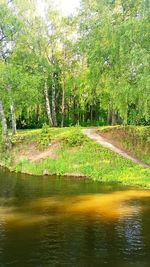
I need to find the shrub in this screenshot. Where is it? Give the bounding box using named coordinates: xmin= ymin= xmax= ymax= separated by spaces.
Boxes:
xmin=65 ymin=127 xmax=86 ymax=146
xmin=37 ymin=124 xmax=52 ymax=150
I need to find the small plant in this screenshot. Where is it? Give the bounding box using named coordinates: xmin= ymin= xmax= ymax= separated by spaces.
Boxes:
xmin=37 ymin=124 xmax=52 ymax=150
xmin=41 ymin=123 xmax=50 ymax=134
xmin=65 ymin=127 xmax=86 ymax=146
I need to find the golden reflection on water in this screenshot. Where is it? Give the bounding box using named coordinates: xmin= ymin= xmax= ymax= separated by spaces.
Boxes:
xmin=0 ymin=190 xmax=150 ymax=227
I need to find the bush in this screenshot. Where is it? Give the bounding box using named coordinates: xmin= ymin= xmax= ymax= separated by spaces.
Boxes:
xmin=65 ymin=127 xmax=86 ymax=146
xmin=37 ymin=124 xmax=52 ymax=150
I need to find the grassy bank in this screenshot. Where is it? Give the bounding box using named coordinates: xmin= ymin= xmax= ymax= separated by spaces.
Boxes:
xmin=0 ymin=126 xmax=150 ymax=188
xmin=98 ymin=126 xmax=150 ymax=165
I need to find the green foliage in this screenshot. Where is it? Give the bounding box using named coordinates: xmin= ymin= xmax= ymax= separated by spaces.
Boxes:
xmin=37 ymin=124 xmax=52 ymax=150
xmin=65 ymin=127 xmax=86 ymax=146
xmin=78 ymin=0 xmax=150 ymax=125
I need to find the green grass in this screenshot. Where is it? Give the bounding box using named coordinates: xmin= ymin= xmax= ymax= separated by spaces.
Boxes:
xmin=0 ymin=126 xmax=150 ymax=188
xmin=98 ymin=126 xmax=150 ymax=164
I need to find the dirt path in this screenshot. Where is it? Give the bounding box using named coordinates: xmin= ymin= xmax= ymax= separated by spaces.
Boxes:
xmin=83 ymin=128 xmax=150 ymax=168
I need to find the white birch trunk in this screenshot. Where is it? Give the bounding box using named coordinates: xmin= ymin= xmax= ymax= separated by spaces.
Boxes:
xmin=52 ymin=78 xmax=57 ymax=126
xmin=44 ymin=81 xmax=53 ymax=127
xmin=6 ymin=85 xmax=16 ymax=135
xmin=10 ymin=100 xmax=16 ymax=135
xmin=51 ymin=49 xmax=57 ymax=127
xmin=61 ymin=77 xmax=65 ymax=128
xmin=61 ymin=48 xmax=66 ymax=128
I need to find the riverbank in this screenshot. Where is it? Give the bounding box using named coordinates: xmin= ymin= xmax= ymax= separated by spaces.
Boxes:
xmin=98 ymin=126 xmax=150 ymax=165
xmin=0 ymin=126 xmax=150 ymax=188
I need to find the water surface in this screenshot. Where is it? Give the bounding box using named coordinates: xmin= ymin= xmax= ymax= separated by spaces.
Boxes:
xmin=0 ymin=168 xmax=150 ymax=267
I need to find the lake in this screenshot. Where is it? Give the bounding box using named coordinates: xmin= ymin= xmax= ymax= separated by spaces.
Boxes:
xmin=0 ymin=167 xmax=150 ymax=267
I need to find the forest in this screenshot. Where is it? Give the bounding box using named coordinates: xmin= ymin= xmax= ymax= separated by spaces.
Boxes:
xmin=0 ymin=0 xmax=149 ymax=149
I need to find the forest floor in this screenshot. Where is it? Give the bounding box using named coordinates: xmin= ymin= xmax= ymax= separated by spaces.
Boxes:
xmin=0 ymin=126 xmax=150 ymax=188
xmin=83 ymin=128 xmax=150 ymax=168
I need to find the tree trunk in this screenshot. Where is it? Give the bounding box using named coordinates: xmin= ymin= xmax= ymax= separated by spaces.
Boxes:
xmin=36 ymin=104 xmax=40 ymax=124
xmin=44 ymin=81 xmax=53 ymax=127
xmin=0 ymin=99 xmax=11 ymax=149
xmin=52 ymin=80 xmax=57 ymax=126
xmin=61 ymin=78 xmax=65 ymax=128
xmin=107 ymin=101 xmax=112 ymax=125
xmin=51 ymin=49 xmax=57 ymax=127
xmin=117 ymin=114 xmax=123 ymax=125
xmin=90 ymin=105 xmax=93 ymax=123
xmin=73 ymin=81 xmax=77 ymax=125
xmin=10 ymin=100 xmax=16 ymax=135
xmin=111 ymin=110 xmax=116 ymax=126
xmin=61 ymin=47 xmax=66 ymax=128
xmin=7 ymin=85 xmax=16 ymax=135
